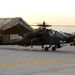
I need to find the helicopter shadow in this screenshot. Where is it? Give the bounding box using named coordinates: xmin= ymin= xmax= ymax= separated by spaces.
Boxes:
xmin=0 ymin=46 xmax=75 ymax=55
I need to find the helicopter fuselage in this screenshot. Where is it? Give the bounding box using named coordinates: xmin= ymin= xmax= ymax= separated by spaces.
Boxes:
xmin=18 ymin=29 xmax=69 ymax=46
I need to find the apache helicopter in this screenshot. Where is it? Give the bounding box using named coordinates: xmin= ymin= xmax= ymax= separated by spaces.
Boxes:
xmin=0 ymin=21 xmax=75 ymax=51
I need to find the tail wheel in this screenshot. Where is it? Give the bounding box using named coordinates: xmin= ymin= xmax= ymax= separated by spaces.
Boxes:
xmin=52 ymin=46 xmax=56 ymax=51
xmin=45 ymin=47 xmax=49 ymax=51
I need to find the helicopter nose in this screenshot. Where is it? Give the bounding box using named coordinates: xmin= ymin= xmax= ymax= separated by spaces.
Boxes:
xmin=67 ymin=36 xmax=75 ymax=43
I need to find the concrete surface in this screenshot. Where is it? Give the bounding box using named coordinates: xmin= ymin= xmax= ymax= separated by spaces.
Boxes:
xmin=0 ymin=44 xmax=75 ymax=75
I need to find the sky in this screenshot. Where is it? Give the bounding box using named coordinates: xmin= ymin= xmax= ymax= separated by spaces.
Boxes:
xmin=0 ymin=0 xmax=75 ymax=33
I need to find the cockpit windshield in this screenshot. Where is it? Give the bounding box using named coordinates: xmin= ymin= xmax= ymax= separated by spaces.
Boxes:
xmin=59 ymin=31 xmax=68 ymax=37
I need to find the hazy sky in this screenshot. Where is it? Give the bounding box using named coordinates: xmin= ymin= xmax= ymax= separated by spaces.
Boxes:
xmin=0 ymin=0 xmax=75 ymax=33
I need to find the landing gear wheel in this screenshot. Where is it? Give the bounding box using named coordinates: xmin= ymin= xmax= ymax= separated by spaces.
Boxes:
xmin=45 ymin=47 xmax=49 ymax=51
xmin=52 ymin=46 xmax=56 ymax=51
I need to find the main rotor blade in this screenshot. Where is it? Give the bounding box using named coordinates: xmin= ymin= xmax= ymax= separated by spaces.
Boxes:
xmin=37 ymin=25 xmax=51 ymax=27
xmin=30 ymin=25 xmax=75 ymax=27
xmin=30 ymin=25 xmax=51 ymax=27
xmin=31 ymin=21 xmax=75 ymax=27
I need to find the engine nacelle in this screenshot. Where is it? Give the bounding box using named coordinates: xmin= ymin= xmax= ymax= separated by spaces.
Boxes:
xmin=31 ymin=38 xmax=39 ymax=44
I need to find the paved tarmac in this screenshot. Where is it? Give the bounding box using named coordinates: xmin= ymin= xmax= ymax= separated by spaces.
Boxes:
xmin=0 ymin=45 xmax=75 ymax=75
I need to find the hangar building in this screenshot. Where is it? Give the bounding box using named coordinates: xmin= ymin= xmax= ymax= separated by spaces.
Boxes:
xmin=0 ymin=17 xmax=34 ymax=40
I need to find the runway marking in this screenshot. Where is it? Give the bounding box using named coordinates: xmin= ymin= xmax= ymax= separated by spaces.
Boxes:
xmin=0 ymin=57 xmax=75 ymax=68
